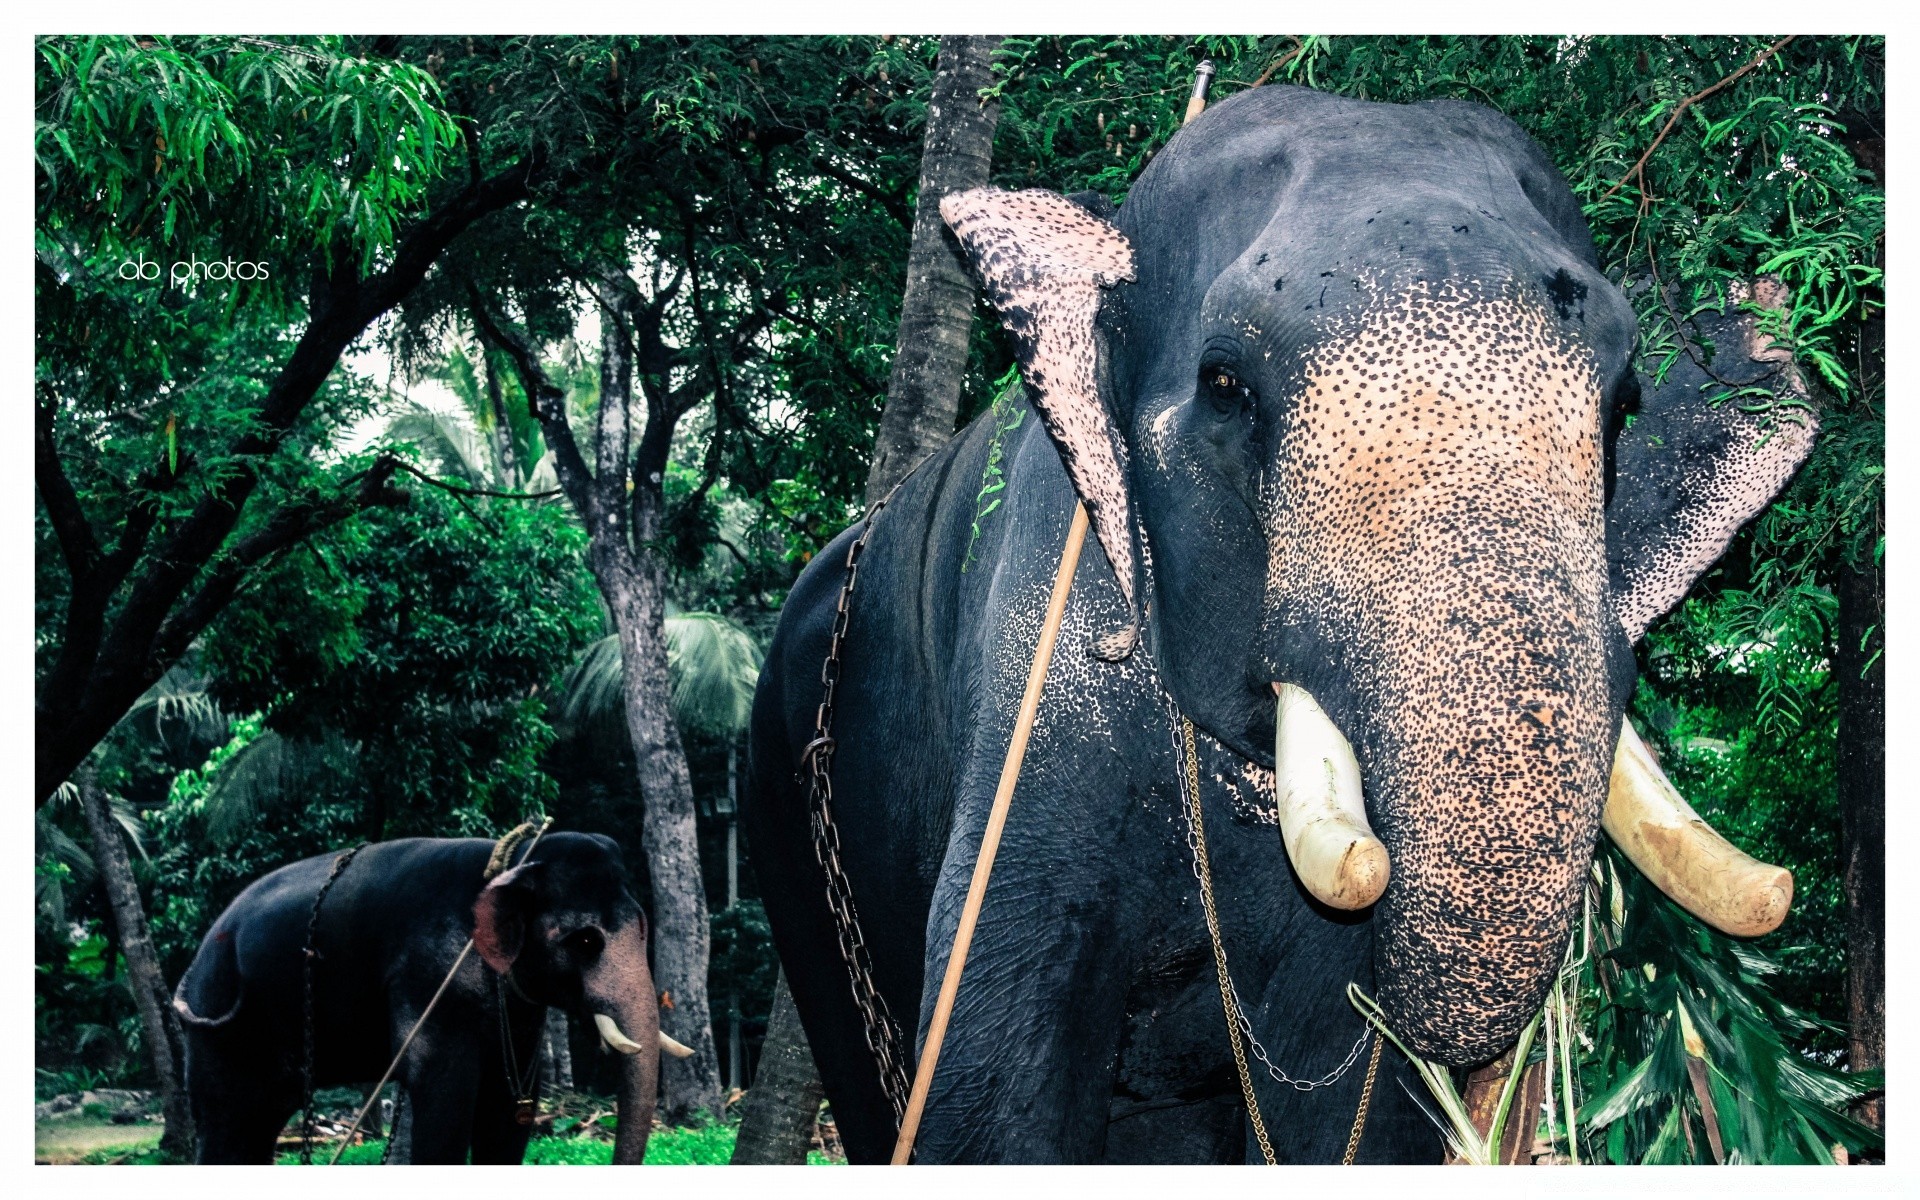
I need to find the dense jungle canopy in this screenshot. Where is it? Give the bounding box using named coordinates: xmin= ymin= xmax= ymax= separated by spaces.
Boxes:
xmin=35 ymin=34 xmax=1882 ymax=1165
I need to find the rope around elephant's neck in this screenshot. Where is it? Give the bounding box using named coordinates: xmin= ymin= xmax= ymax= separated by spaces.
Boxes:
xmin=325 ymin=817 xmax=553 ymax=1164
xmin=1178 ymin=716 xmax=1381 ymax=1163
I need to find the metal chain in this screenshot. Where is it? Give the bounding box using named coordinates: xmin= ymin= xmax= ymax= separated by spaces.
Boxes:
xmin=1342 ymin=1033 xmax=1385 ymax=1165
xmin=301 ymin=842 xmax=368 ymax=1164
xmin=495 ymin=975 xmax=543 ymax=1127
xmin=799 ymin=488 xmax=914 ymax=1124
xmin=1173 ymin=711 xmax=1380 ymax=1163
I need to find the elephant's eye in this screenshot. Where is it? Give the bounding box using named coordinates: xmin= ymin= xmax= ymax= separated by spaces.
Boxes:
xmin=1201 ymin=365 xmax=1255 ymax=415
xmin=562 ymin=927 xmax=606 ymax=961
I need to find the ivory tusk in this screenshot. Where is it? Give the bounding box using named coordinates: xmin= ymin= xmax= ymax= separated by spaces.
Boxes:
xmin=659 ymin=1031 xmax=696 ymax=1059
xmin=594 ymin=1012 xmax=646 ymax=1056
xmin=1273 ymin=684 xmax=1391 ymax=910
xmin=1604 ymin=720 xmax=1793 ymax=937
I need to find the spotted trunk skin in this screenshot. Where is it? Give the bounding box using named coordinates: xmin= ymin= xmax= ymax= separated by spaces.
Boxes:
xmin=1263 ymin=280 xmax=1612 ymax=1060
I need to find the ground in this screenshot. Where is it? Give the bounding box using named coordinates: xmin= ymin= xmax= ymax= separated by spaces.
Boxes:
xmin=33 ymin=1099 xmax=845 ymax=1165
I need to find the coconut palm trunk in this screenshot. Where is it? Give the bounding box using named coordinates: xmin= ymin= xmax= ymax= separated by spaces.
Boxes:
xmin=730 ymin=973 xmax=827 ymax=1164
xmin=75 ymin=769 xmax=195 ymax=1159
xmin=1837 ymin=555 xmax=1884 ymax=1137
xmin=864 ymin=35 xmax=1005 ymax=505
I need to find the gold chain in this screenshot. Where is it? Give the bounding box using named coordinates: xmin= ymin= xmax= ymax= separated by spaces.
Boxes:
xmin=1183 ymin=717 xmax=1277 ymax=1163
xmin=1181 ymin=716 xmax=1381 ymax=1165
xmin=1342 ymin=1032 xmax=1385 ymax=1164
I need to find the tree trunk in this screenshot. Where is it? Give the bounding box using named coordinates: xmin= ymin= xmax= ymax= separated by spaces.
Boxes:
xmin=476 ymin=266 xmax=726 ymax=1127
xmin=864 ymin=35 xmax=1005 ymax=505
xmin=543 ymin=1007 xmax=574 ymax=1093
xmin=1835 ymin=553 xmax=1884 ymax=1139
xmin=76 ymin=770 xmax=196 ymax=1160
xmin=730 ymin=971 xmax=827 ymax=1164
xmin=730 ymin=37 xmax=1011 ymax=1164
xmin=603 ymin=481 xmax=723 ymax=1124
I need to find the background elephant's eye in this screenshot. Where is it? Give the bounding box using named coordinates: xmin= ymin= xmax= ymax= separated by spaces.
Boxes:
xmin=562 ymin=927 xmax=606 ymax=960
xmin=1201 ymin=365 xmax=1255 ymax=415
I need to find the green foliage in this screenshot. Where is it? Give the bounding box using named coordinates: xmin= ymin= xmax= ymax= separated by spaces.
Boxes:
xmin=269 ymin=1121 xmax=840 ymax=1165
xmin=962 ymin=367 xmax=1027 ymax=573
xmin=36 ymin=36 xmax=459 ymax=285
xmin=558 ymin=611 xmax=763 ymax=745
xmin=1568 ymin=843 xmax=1878 ymax=1163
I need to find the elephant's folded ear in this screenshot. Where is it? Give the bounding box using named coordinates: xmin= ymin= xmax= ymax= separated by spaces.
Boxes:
xmin=941 ymin=187 xmax=1141 ymax=657
xmin=1607 ymin=277 xmax=1820 ymax=642
xmin=473 ymin=862 xmax=538 ymax=975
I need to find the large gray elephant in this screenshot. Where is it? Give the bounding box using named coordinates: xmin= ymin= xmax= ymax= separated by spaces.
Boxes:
xmin=745 ymin=84 xmax=1814 ymax=1163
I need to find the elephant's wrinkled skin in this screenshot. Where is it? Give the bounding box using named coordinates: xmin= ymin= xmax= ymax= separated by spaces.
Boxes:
xmin=746 ymin=85 xmax=1813 ymax=1163
xmin=175 ymin=833 xmax=659 ymax=1164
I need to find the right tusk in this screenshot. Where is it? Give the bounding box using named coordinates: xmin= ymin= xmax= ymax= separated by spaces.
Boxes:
xmin=659 ymin=1031 xmax=695 ymax=1059
xmin=1273 ymin=684 xmax=1391 ymax=910
xmin=594 ymin=1012 xmax=646 ymax=1056
xmin=1604 ymin=720 xmax=1793 ymax=937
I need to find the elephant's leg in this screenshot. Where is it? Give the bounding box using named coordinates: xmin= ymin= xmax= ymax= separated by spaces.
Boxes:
xmin=192 ymin=1089 xmax=295 ymax=1164
xmin=181 ymin=1033 xmax=299 ymax=1164
xmin=395 ymin=1032 xmax=483 ymax=1164
xmin=1242 ymin=936 xmax=1442 ymax=1164
xmin=907 ymin=712 xmax=1152 ymax=1157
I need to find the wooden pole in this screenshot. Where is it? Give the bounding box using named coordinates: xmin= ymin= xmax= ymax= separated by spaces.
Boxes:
xmin=890 ymin=502 xmax=1090 ymax=1164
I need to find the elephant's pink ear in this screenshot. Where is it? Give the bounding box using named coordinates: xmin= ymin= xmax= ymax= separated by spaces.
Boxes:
xmin=1607 ymin=277 xmax=1819 ymax=642
xmin=941 ymin=187 xmax=1141 ymax=659
xmin=473 ymin=863 xmax=534 ymax=975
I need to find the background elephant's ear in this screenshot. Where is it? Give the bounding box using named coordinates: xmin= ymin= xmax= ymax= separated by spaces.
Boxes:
xmin=1607 ymin=277 xmax=1820 ymax=642
xmin=941 ymin=187 xmax=1142 ymax=658
xmin=473 ymin=862 xmax=539 ymax=975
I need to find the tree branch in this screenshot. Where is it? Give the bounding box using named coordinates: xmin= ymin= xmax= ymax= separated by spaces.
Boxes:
xmin=1599 ymin=37 xmax=1795 ymax=203
xmin=468 ymin=289 xmax=601 ymax=524
xmin=35 ymin=160 xmax=540 ymax=805
xmin=36 ymin=395 xmax=101 ymax=580
xmin=809 ymin=154 xmax=912 ymax=229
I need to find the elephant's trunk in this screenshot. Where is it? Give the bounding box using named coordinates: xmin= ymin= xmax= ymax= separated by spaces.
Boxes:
xmin=583 ymin=921 xmax=660 ymax=1165
xmin=1259 ymin=287 xmax=1619 ymax=1066
xmin=1356 ymin=526 xmax=1614 ymax=1066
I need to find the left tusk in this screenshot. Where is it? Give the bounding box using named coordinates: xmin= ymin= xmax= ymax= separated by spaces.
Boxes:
xmin=1273 ymin=683 xmax=1391 ymax=910
xmin=1604 ymin=720 xmax=1793 ymax=937
xmin=594 ymin=1012 xmax=646 ymax=1056
xmin=659 ymin=1031 xmax=695 ymax=1059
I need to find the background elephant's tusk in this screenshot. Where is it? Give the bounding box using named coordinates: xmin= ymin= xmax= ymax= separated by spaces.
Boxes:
xmin=1604 ymin=720 xmax=1793 ymax=937
xmin=1273 ymin=684 xmax=1391 ymax=910
xmin=659 ymin=1031 xmax=696 ymax=1059
xmin=594 ymin=1012 xmax=646 ymax=1055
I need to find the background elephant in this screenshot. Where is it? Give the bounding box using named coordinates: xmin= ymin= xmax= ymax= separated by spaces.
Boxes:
xmin=173 ymin=831 xmax=661 ymax=1164
xmin=745 ymin=84 xmax=1815 ymax=1163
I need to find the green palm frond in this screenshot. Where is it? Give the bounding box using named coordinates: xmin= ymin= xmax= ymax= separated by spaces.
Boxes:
xmin=1573 ymin=842 xmax=1880 ymax=1164
xmin=118 ymin=666 xmax=229 ymax=761
xmin=557 ymin=612 xmax=763 ymax=743
xmin=384 ymin=400 xmax=493 ymax=486
xmin=35 ymin=809 xmax=95 ymax=931
xmin=193 ymin=728 xmax=360 ymax=845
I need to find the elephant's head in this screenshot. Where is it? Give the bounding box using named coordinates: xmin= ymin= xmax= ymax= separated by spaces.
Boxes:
xmin=473 ymin=831 xmax=667 ymax=1163
xmin=944 ymin=86 xmax=1814 ymax=1065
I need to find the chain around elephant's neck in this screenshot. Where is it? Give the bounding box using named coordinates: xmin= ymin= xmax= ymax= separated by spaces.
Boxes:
xmin=1171 ymin=707 xmax=1381 ymax=1164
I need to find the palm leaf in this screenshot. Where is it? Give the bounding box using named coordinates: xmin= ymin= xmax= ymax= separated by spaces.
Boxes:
xmin=557 ymin=611 xmax=762 ymax=743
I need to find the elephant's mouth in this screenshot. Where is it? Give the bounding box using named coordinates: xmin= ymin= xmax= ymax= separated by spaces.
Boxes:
xmin=1267 ymin=679 xmax=1791 ymax=1056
